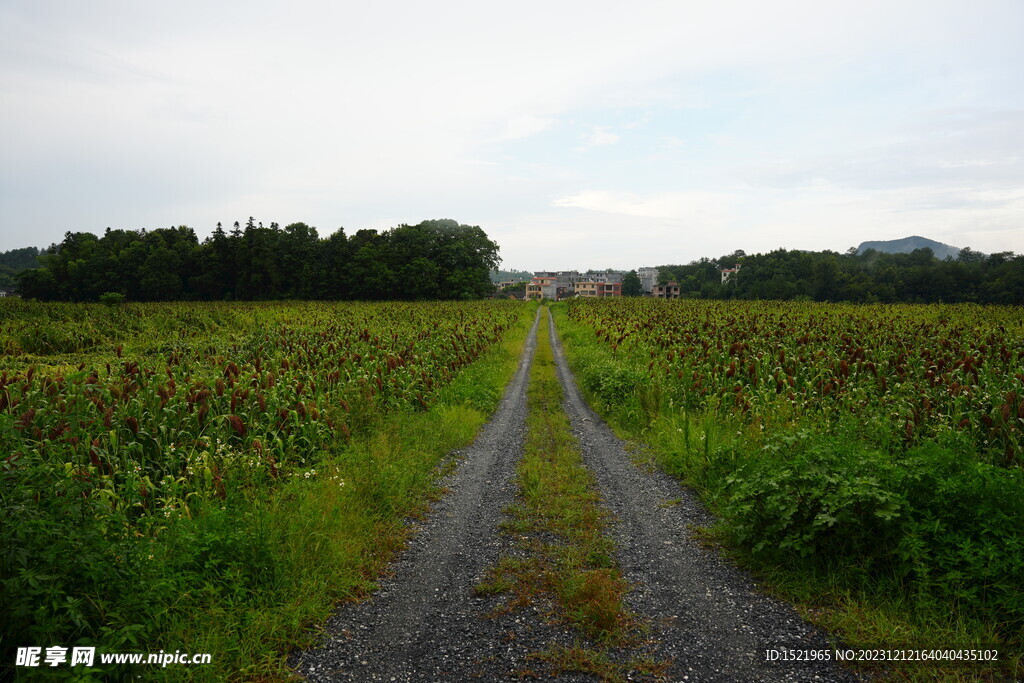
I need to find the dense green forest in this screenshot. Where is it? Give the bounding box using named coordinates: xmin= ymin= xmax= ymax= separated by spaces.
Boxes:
xmin=0 ymin=246 xmax=40 ymax=290
xmin=15 ymin=219 xmax=500 ymax=302
xmin=659 ymin=246 xmax=1024 ymax=304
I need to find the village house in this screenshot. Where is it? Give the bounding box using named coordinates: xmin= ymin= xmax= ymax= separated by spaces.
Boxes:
xmin=520 ymin=269 xmax=636 ymax=300
xmin=496 ymin=279 xmax=526 ymax=290
xmin=555 ymin=271 xmax=580 ymax=299
xmin=652 ymin=281 xmax=681 ymax=299
xmin=574 ymin=279 xmax=621 ymax=298
xmin=525 ymin=275 xmax=558 ymax=301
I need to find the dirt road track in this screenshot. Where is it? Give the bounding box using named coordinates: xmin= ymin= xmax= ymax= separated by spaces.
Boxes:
xmin=291 ymin=310 xmax=861 ymax=681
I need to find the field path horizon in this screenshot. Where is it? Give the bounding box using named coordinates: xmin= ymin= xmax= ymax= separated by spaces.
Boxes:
xmin=291 ymin=308 xmax=860 ymax=681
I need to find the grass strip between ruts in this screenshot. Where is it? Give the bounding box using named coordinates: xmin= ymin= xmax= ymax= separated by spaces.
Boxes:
xmin=476 ymin=308 xmax=668 ymax=682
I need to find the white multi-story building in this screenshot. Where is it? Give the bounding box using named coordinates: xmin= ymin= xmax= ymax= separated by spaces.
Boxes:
xmin=638 ymin=267 xmax=659 ymax=293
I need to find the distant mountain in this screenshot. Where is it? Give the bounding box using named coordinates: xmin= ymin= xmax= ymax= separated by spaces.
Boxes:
xmin=856 ymin=236 xmax=961 ymax=260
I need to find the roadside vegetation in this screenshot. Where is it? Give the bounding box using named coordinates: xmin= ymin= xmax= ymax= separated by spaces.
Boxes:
xmin=477 ymin=308 xmax=666 ymax=682
xmin=0 ymin=299 xmax=533 ymax=681
xmin=554 ymin=298 xmax=1023 ymax=681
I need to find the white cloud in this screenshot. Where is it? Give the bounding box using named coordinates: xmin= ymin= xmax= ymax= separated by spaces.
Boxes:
xmin=488 ymin=116 xmax=557 ymax=143
xmin=575 ymin=126 xmax=619 ymax=152
xmin=660 ymin=136 xmax=686 ymax=151
xmin=491 ymin=208 xmax=694 ymax=271
xmin=552 ymin=190 xmax=734 ymax=223
xmin=745 ymin=108 xmax=1024 ymax=192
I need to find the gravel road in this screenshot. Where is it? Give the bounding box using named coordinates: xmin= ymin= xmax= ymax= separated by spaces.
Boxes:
xmin=291 ymin=309 xmax=863 ymax=681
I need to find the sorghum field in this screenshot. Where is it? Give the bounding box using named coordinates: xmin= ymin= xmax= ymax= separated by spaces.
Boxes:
xmin=557 ymin=298 xmax=1024 ymax=675
xmin=0 ymin=299 xmax=530 ymax=680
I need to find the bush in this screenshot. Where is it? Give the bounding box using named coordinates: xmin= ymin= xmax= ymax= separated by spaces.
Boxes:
xmin=99 ymin=291 xmax=126 ymax=305
xmin=0 ymin=462 xmax=172 ymax=651
xmin=721 ymin=431 xmax=1024 ymax=630
xmin=722 ymin=431 xmax=903 ymax=565
xmin=570 ymin=347 xmax=658 ymax=431
xmin=897 ymin=444 xmax=1024 ymax=625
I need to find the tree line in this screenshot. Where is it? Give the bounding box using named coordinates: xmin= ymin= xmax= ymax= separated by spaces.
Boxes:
xmin=0 ymin=247 xmax=40 ymax=291
xmin=658 ymin=246 xmax=1024 ymax=304
xmin=14 ymin=219 xmax=501 ymax=302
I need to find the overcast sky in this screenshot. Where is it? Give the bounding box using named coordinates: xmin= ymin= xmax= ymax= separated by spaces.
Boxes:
xmin=2 ymin=1 xmax=1022 ymax=271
